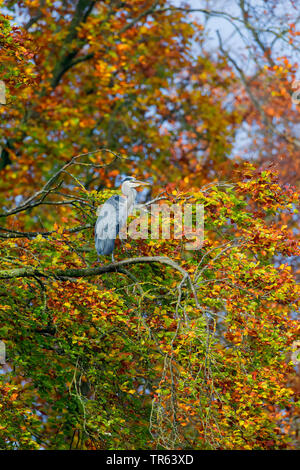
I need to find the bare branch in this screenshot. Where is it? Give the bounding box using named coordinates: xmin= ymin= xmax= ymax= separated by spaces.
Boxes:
xmin=0 ymin=148 xmax=125 ymax=218
xmin=0 ymin=224 xmax=92 ymax=239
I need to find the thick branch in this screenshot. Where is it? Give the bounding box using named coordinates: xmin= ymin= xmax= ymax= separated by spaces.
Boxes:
xmin=50 ymin=0 xmax=96 ymax=88
xmin=0 ymin=255 xmax=201 ymax=313
xmin=0 ymin=256 xmax=188 ymax=281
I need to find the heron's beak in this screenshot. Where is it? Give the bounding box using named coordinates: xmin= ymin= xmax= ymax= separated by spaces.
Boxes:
xmin=133 ymin=180 xmax=151 ymax=187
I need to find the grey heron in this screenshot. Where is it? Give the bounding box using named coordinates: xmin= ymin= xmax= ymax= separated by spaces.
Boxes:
xmin=95 ymin=176 xmax=150 ymax=261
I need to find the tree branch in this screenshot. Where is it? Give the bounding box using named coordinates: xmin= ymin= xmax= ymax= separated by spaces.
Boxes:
xmin=50 ymin=0 xmax=96 ymax=88
xmin=0 ymin=148 xmax=124 ymax=218
xmin=0 ymin=256 xmax=188 ymax=281
xmin=0 ymin=224 xmax=92 ymax=239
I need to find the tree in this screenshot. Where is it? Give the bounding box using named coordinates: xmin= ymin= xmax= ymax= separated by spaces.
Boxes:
xmin=185 ymin=0 xmax=300 ymax=184
xmin=0 ymin=0 xmax=299 ymax=450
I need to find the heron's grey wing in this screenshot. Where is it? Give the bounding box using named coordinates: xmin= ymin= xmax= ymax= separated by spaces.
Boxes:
xmin=95 ymin=195 xmax=121 ymax=255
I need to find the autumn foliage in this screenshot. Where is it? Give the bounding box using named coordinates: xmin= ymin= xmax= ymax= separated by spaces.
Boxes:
xmin=0 ymin=0 xmax=299 ymax=450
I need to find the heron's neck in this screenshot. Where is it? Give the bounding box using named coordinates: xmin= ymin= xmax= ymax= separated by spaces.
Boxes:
xmin=122 ymin=185 xmax=134 ymax=201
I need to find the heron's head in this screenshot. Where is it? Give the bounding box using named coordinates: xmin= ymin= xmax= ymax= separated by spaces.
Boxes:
xmin=121 ymin=176 xmax=151 ymax=190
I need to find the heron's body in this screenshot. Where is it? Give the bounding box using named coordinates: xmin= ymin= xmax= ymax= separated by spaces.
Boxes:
xmin=95 ymin=177 xmax=148 ymax=260
xmin=95 ymin=194 xmax=121 ymax=256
